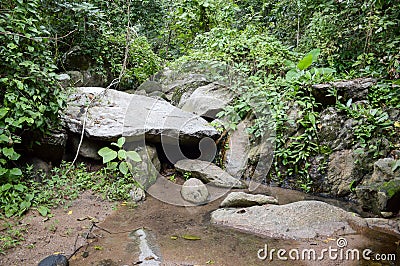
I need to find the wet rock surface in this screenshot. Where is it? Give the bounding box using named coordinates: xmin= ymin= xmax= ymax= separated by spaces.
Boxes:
xmin=211 ymin=200 xmax=367 ymax=239
xmin=220 ymin=192 xmax=278 ymax=208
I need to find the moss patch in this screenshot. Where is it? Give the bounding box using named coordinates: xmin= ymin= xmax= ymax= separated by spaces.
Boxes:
xmin=379 ymin=179 xmax=400 ymax=198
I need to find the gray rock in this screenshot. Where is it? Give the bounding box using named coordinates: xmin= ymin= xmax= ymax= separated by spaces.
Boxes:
xmin=69 ymin=135 xmax=103 ymax=161
xmin=138 ymin=80 xmax=163 ymax=94
xmin=211 ymin=200 xmax=366 ymax=239
xmin=180 ymin=178 xmax=209 ymax=204
xmin=365 ymin=218 xmax=400 ymax=235
xmin=32 ymin=130 xmax=68 ymax=163
xmin=130 ymin=186 xmax=146 ymax=202
xmin=56 ymin=73 xmax=71 ymax=88
xmin=179 ymin=82 xmax=235 ymax=119
xmin=134 ymin=89 xmax=147 ymax=96
xmin=38 ymin=254 xmax=69 ymax=266
xmin=220 ymin=192 xmax=278 ymax=208
xmin=133 ymin=145 xmax=161 ymax=189
xmin=63 ymin=87 xmax=219 ymax=144
xmin=380 ymin=211 xmax=394 ymax=218
xmin=223 ymin=120 xmax=250 ymax=179
xmin=65 ymin=71 xmax=84 ymax=86
xmin=322 ymin=149 xmax=362 ymax=197
xmin=356 ymin=158 xmax=400 ymax=214
xmin=163 ymin=73 xmax=210 ymax=103
xmin=148 ymin=91 xmax=167 ymax=100
xmin=23 ymin=157 xmax=52 ymax=182
xmin=244 ymin=140 xmax=275 ymax=185
xmin=175 ymin=159 xmax=246 ymax=189
xmin=312 ymin=78 xmax=376 ymax=105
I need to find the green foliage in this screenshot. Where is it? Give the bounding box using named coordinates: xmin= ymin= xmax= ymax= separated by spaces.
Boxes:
xmin=338 ymin=100 xmax=393 ymax=159
xmin=98 ymin=137 xmax=141 ymax=176
xmin=38 ymin=0 xmax=163 ymax=88
xmin=214 ymin=48 xmax=336 ymax=191
xmin=183 ymin=172 xmax=192 ymax=180
xmin=0 ymin=0 xmax=65 ymax=185
xmin=0 ymin=222 xmax=26 ymax=254
xmin=0 ymin=160 xmax=143 ymax=218
xmin=181 ymin=26 xmax=299 ymax=78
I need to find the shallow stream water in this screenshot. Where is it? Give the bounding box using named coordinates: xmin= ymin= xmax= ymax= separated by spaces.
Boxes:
xmin=70 ymin=186 xmax=399 ymax=266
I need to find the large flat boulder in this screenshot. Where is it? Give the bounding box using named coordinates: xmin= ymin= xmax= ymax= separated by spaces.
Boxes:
xmin=62 ymin=87 xmax=219 ymax=144
xmin=175 ymin=159 xmax=246 ymax=189
xmin=211 ymin=200 xmax=366 ymax=239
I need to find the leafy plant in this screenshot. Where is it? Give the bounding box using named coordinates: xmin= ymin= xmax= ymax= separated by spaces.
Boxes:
xmin=98 ymin=137 xmax=141 ymax=176
xmin=183 ymin=172 xmax=192 ymax=180
xmin=0 ymin=222 xmax=26 ymax=254
xmin=0 ymin=0 xmax=65 ymax=186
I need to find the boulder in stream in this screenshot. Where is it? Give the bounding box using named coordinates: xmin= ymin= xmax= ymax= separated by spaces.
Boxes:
xmin=211 ymin=200 xmax=366 ymax=239
xmin=175 ymin=159 xmax=246 ymax=189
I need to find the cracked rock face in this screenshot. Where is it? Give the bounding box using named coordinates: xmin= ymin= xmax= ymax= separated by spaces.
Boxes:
xmin=62 ymin=87 xmax=219 ymax=144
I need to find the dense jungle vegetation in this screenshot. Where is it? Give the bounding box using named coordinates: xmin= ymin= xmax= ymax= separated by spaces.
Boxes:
xmin=0 ymin=0 xmax=399 ymax=218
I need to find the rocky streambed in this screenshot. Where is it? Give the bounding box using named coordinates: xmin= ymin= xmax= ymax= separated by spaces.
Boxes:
xmin=65 ymin=186 xmax=399 ymax=266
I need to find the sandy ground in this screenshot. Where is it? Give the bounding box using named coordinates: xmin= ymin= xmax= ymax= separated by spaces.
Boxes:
xmin=0 ymin=190 xmax=114 ymax=265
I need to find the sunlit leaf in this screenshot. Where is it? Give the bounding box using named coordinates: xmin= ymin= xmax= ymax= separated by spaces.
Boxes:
xmin=98 ymin=147 xmax=117 ymax=163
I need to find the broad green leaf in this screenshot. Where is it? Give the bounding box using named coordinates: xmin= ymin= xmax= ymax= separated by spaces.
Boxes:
xmin=0 ymin=108 xmax=9 ymax=119
xmin=119 ymin=161 xmax=129 ymax=175
xmin=98 ymin=147 xmax=117 ymax=163
xmin=297 ymin=54 xmax=313 ymax=70
xmin=309 ymin=48 xmax=321 ymax=63
xmin=37 ymin=206 xmax=50 ymax=217
xmin=107 ymin=161 xmax=118 ymax=170
xmin=392 ymin=160 xmax=400 ymax=172
xmin=117 ymin=137 xmax=126 ymax=148
xmin=309 ymin=113 xmax=316 ymax=126
xmin=0 ymin=167 xmax=8 ymax=176
xmin=9 ymin=168 xmax=22 ymax=176
xmin=286 ymin=69 xmax=300 ymax=81
xmin=19 ymin=200 xmax=31 ymax=211
xmin=14 ymin=183 xmax=25 ymax=192
xmin=2 ymin=147 xmax=20 ymax=160
xmin=118 ymin=149 xmax=127 ymax=160
xmin=0 ymin=134 xmax=10 ymax=143
xmin=15 ymin=80 xmax=23 ymax=90
xmin=126 ymin=151 xmax=141 ymax=162
xmin=112 ymin=137 xmax=126 ymax=148
xmin=318 ymin=68 xmax=336 ymax=75
xmin=1 ymin=183 xmax=13 ymax=191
